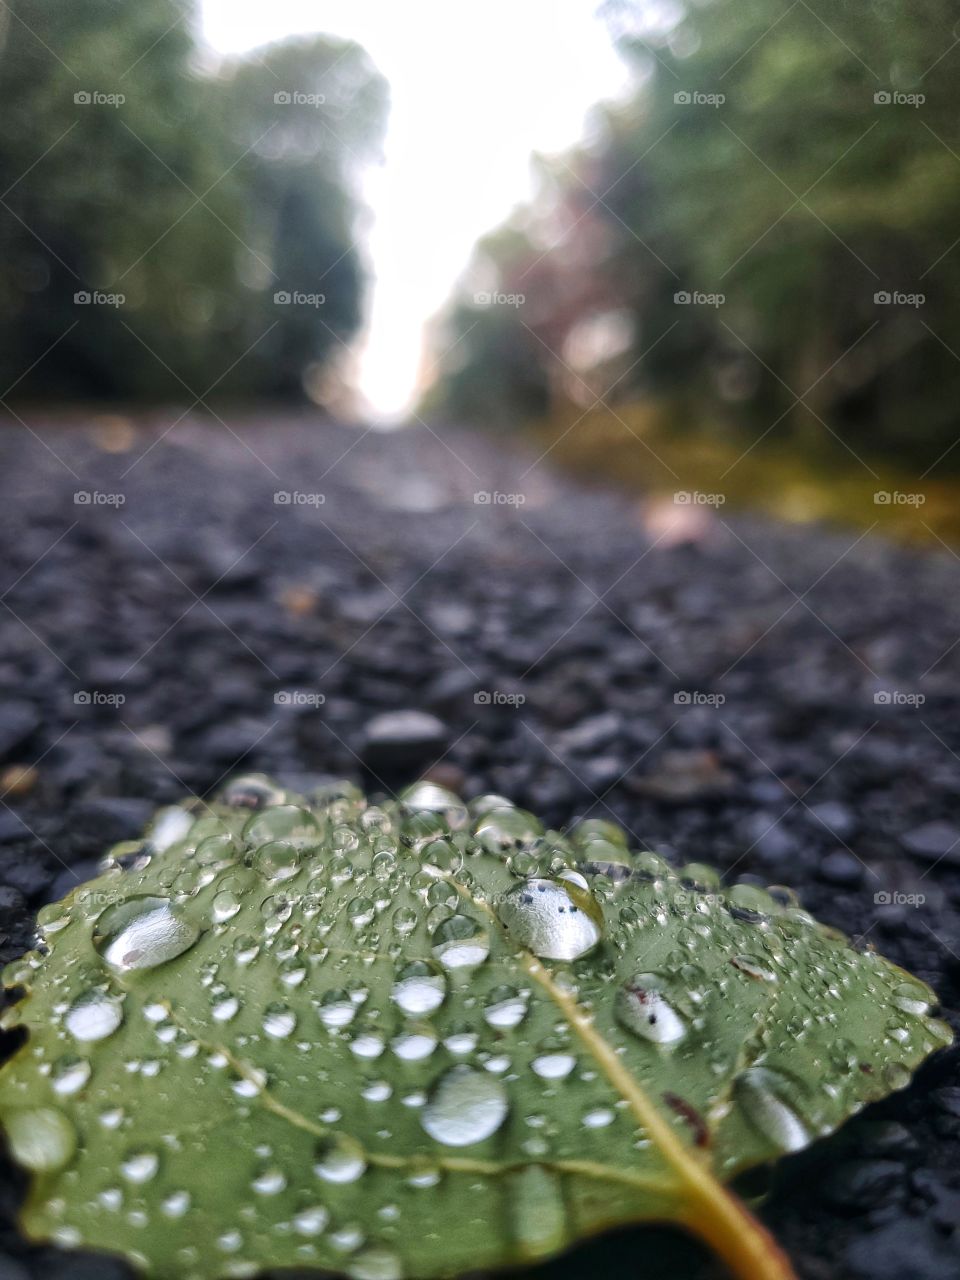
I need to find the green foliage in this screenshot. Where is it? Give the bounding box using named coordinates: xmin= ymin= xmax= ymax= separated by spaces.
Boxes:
xmin=0 ymin=778 xmax=950 ymax=1278
xmin=0 ymin=0 xmax=386 ymax=400
xmin=426 ymin=0 xmax=960 ymax=470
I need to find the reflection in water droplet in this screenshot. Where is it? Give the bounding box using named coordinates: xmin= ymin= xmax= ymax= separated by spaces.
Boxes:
xmin=497 ymin=878 xmax=602 ymax=961
xmin=262 ymin=1002 xmax=296 ymax=1039
xmin=315 ymin=1136 xmax=367 ymax=1183
xmin=532 ymin=1052 xmax=576 ymax=1080
xmin=735 ymin=1067 xmax=810 ymax=1153
xmin=65 ymin=990 xmax=123 ymax=1042
xmin=431 ymin=915 xmax=489 ymax=969
xmin=615 ymin=973 xmax=688 ymax=1045
xmin=421 ymin=1066 xmax=509 ymax=1146
xmin=254 ymin=840 xmax=301 ymax=882
xmin=483 ymin=985 xmax=527 ymax=1030
xmin=319 ymin=989 xmax=358 ymax=1029
xmin=94 ymin=896 xmax=200 ymax=973
xmin=391 ymin=962 xmax=446 ymax=1016
xmin=348 ymin=1247 xmax=403 ymax=1280
xmin=293 ymin=1205 xmax=330 ymax=1236
xmin=51 ymin=1055 xmax=91 ymax=1096
xmin=220 ymin=774 xmax=286 ymax=810
xmin=121 ymin=1149 xmax=159 ymax=1184
xmin=3 ymin=1107 xmax=76 ymax=1172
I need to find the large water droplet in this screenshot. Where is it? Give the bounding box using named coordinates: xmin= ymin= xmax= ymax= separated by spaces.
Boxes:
xmin=94 ymin=896 xmax=199 ymax=972
xmin=735 ymin=1067 xmax=810 ymax=1153
xmin=254 ymin=840 xmax=301 ymax=882
xmin=615 ymin=973 xmax=687 ymax=1044
xmin=391 ymin=962 xmax=446 ymax=1016
xmin=65 ymin=990 xmax=123 ymax=1042
xmin=243 ymin=804 xmax=321 ymax=850
xmin=421 ymin=1066 xmax=509 ymax=1146
xmin=3 ymin=1107 xmax=76 ymax=1171
xmin=497 ymin=878 xmax=602 ymax=961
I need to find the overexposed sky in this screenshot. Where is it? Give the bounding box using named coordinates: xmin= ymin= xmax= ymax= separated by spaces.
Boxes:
xmin=201 ymin=1 xmax=631 ymax=419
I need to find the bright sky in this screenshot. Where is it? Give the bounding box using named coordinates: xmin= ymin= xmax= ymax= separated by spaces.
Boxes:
xmin=201 ymin=1 xmax=631 ymax=420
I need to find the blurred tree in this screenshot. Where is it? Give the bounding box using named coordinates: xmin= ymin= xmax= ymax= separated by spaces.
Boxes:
xmin=0 ymin=0 xmax=386 ymax=401
xmin=425 ymin=0 xmax=960 ymax=472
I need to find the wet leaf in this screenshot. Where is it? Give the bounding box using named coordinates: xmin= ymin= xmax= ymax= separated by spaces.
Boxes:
xmin=0 ymin=778 xmax=951 ymax=1280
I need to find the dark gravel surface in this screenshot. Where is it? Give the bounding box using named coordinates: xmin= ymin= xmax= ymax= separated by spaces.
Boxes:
xmin=0 ymin=411 xmax=958 ymax=1280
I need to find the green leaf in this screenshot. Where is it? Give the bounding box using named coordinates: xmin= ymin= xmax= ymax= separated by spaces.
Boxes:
xmin=0 ymin=778 xmax=951 ymax=1280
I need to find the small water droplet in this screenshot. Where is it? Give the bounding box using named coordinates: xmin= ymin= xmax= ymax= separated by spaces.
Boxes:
xmin=254 ymin=840 xmax=301 ymax=882
xmin=483 ymin=985 xmax=527 ymax=1029
xmin=262 ymin=1002 xmax=297 ymax=1039
xmin=615 ymin=973 xmax=687 ymax=1044
xmin=121 ymin=1149 xmax=159 ymax=1184
xmin=51 ymin=1054 xmax=91 ymax=1096
xmin=532 ymin=1052 xmax=576 ymax=1080
xmin=315 ymin=1136 xmax=367 ymax=1183
xmin=391 ymin=962 xmax=446 ymax=1016
xmin=431 ymin=915 xmax=489 ymax=969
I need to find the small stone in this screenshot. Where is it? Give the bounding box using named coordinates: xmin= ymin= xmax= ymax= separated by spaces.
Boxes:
xmin=819 ymin=850 xmax=864 ymax=887
xmin=901 ymin=821 xmax=960 ymax=862
xmin=361 ymin=711 xmax=449 ymax=781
